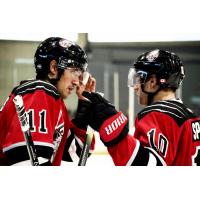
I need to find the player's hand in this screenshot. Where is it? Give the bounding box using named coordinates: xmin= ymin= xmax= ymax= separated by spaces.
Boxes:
xmin=76 ymin=73 xmax=96 ymax=100
xmin=82 ymin=91 xmax=128 ymax=146
xmin=82 ymin=91 xmax=118 ymax=130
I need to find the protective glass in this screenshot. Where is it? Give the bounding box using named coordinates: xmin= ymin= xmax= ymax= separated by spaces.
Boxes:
xmin=127 ymin=68 xmax=148 ymax=87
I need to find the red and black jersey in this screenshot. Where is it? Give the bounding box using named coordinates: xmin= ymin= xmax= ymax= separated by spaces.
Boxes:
xmin=0 ymin=80 xmax=95 ymax=166
xmin=108 ymin=99 xmax=199 ymax=166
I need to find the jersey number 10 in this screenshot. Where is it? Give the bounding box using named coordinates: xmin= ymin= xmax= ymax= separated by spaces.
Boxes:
xmin=147 ymin=128 xmax=169 ymax=158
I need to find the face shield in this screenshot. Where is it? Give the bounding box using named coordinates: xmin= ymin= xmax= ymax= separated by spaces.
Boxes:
xmin=127 ymin=68 xmax=148 ymax=87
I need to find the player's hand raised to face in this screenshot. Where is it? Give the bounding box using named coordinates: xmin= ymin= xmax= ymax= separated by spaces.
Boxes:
xmin=76 ymin=73 xmax=96 ymax=100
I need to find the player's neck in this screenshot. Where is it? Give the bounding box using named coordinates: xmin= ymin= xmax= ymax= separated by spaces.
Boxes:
xmin=152 ymin=90 xmax=176 ymax=103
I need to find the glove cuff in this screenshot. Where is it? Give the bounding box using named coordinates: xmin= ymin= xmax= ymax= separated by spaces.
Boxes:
xmin=99 ymin=112 xmax=129 ymax=147
xmin=72 ymin=99 xmax=92 ymax=130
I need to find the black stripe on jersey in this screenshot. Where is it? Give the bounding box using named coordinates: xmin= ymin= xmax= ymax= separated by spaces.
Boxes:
xmin=72 ymin=129 xmax=91 ymax=159
xmin=62 ymin=129 xmax=89 ymax=161
xmin=4 ymin=145 xmax=53 ymax=165
xmin=130 ymin=145 xmax=165 ymax=166
xmin=13 ymin=80 xmax=60 ymax=100
xmin=75 ymin=139 xmax=83 ymax=158
xmin=130 ymin=144 xmax=149 ymax=165
xmin=72 ymin=126 xmax=84 ymax=158
xmin=138 ymin=100 xmax=195 ymax=126
xmin=75 ymin=139 xmax=92 ymax=159
xmin=145 ymin=147 xmax=166 ymax=166
xmin=62 ymin=131 xmax=75 ymax=162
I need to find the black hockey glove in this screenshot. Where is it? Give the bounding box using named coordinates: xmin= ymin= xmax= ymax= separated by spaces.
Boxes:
xmin=82 ymin=91 xmax=129 ymax=147
xmin=82 ymin=91 xmax=117 ymax=130
xmin=72 ymin=99 xmax=92 ymax=130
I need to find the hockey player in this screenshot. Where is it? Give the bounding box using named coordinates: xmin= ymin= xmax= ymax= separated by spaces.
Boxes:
xmin=82 ymin=49 xmax=200 ymax=166
xmin=0 ymin=37 xmax=95 ymax=166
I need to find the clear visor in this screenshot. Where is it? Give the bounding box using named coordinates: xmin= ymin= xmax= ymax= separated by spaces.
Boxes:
xmin=67 ymin=68 xmax=84 ymax=78
xmin=67 ymin=68 xmax=90 ymax=85
xmin=127 ymin=68 xmax=148 ymax=87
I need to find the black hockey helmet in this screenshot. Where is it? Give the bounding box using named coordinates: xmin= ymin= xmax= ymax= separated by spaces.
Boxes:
xmin=128 ymin=49 xmax=185 ymax=89
xmin=34 ymin=37 xmax=88 ymax=78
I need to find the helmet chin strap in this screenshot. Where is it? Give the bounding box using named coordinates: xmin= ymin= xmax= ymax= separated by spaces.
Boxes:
xmin=141 ymin=83 xmax=161 ymax=105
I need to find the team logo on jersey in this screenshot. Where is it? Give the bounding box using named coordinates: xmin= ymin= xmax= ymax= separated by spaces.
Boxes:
xmin=192 ymin=120 xmax=200 ymax=141
xmin=146 ymin=49 xmax=159 ymax=62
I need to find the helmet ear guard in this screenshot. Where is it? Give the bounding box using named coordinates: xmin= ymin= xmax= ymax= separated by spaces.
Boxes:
xmin=158 ymin=69 xmax=185 ymax=89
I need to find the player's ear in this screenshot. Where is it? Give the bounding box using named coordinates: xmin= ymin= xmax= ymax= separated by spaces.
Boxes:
xmin=49 ymin=60 xmax=58 ymax=78
xmin=147 ymin=75 xmax=158 ymax=90
xmin=150 ymin=75 xmax=157 ymax=84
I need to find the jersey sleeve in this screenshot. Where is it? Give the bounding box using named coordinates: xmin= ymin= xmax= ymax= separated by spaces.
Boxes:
xmin=71 ymin=122 xmax=95 ymax=152
xmin=60 ymin=121 xmax=95 ymax=164
xmin=107 ymin=133 xmax=166 ymax=166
